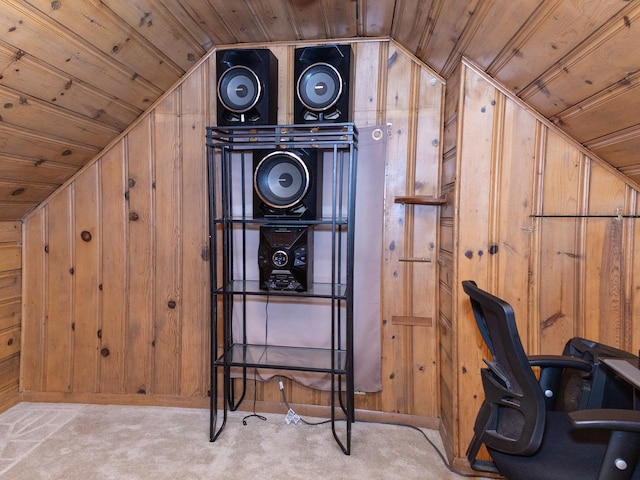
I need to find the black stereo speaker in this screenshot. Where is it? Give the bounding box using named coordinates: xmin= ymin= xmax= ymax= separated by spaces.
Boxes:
xmin=216 ymin=49 xmax=278 ymax=126
xmin=258 ymin=225 xmax=313 ymax=292
xmin=253 ymin=149 xmax=322 ymax=219
xmin=294 ymin=44 xmax=352 ymax=124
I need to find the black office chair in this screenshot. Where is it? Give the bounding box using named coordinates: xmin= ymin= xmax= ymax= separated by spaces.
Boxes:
xmin=462 ymin=280 xmax=640 ymax=480
xmin=467 ymin=281 xmax=593 ymax=411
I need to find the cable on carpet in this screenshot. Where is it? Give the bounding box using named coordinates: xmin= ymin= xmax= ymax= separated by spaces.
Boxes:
xmin=277 ymin=379 xmax=494 ymax=478
xmin=241 ymin=295 xmax=270 ymax=426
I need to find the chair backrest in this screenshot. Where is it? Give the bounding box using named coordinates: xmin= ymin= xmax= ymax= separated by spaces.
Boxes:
xmin=462 ymin=280 xmax=547 ymax=455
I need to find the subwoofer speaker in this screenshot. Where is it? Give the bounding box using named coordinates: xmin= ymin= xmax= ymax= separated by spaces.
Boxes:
xmin=294 ymin=44 xmax=353 ymax=124
xmin=258 ymin=224 xmax=313 ymax=292
xmin=253 ymin=149 xmax=322 ymax=219
xmin=216 ymin=49 xmax=277 ymax=126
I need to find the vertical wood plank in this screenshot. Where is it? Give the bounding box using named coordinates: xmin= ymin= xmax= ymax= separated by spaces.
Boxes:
xmin=409 ymin=67 xmax=444 ymax=417
xmin=454 ymin=65 xmax=497 ymax=455
xmin=44 ymin=188 xmax=73 ymax=392
xmin=125 ymin=116 xmax=154 ymax=395
xmin=71 ymin=163 xmax=100 ymax=393
xmin=583 ymin=163 xmax=627 ymax=346
xmin=380 ymin=44 xmax=414 ymax=414
xmin=537 ymin=131 xmax=583 ymax=353
xmin=263 ymin=45 xmax=292 ymax=126
xmin=21 ymin=209 xmax=45 ymax=392
xmin=494 ymin=97 xmax=537 ymax=349
xmin=352 ymin=41 xmax=382 ymax=127
xmin=153 ymin=90 xmax=182 ymax=396
xmin=179 ymin=67 xmax=210 ymax=397
xmin=99 ymin=144 xmax=128 ymax=393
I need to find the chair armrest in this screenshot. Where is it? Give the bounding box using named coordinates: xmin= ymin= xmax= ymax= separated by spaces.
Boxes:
xmin=528 ymin=354 xmax=592 ymax=372
xmin=569 ymin=409 xmax=640 ymax=433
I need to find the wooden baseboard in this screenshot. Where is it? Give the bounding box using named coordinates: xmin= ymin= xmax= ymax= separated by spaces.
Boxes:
xmin=21 ymin=391 xmax=441 ymax=430
xmin=22 ymin=391 xmax=210 ymax=409
xmin=0 ymin=390 xmax=21 ymax=414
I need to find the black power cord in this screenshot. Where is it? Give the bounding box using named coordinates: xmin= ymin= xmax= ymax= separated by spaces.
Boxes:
xmin=277 ymin=377 xmax=494 ymax=478
xmin=242 ymin=295 xmax=270 ymax=426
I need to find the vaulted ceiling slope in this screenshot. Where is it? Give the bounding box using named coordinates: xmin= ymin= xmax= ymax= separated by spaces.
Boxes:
xmin=1 ymin=0 xmax=639 ymax=221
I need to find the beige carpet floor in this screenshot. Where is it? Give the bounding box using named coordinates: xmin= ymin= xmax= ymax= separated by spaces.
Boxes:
xmin=0 ymin=402 xmax=492 ymax=479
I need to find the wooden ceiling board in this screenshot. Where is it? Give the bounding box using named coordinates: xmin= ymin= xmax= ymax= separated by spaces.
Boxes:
xmin=0 ymin=85 xmax=119 ymax=148
xmin=0 ymin=123 xmax=100 ymax=166
xmin=586 ymin=125 xmax=640 ymax=168
xmin=242 ymin=0 xmax=300 ymax=41
xmin=321 ymin=0 xmax=358 ymax=39
xmin=459 ymin=0 xmax=544 ymax=71
xmin=551 ymin=72 xmax=640 ymax=142
xmin=100 ymin=0 xmax=207 ymax=70
xmin=27 ymin=0 xmax=185 ymax=90
xmin=0 ymin=153 xmax=76 ymax=185
xmin=413 ymin=0 xmax=480 ymax=73
xmin=357 ymin=0 xmax=395 ymax=37
xmin=489 ymin=0 xmax=624 ymax=93
xmin=156 ymin=0 xmax=221 ymax=51
xmin=0 ymin=0 xmax=639 ymax=221
xmin=0 ymin=202 xmax=37 ymax=220
xmin=439 ymin=0 xmax=499 ymax=77
xmin=1 ymin=1 xmax=163 ymax=110
xmin=285 ymin=0 xmax=331 ymax=40
xmin=0 ymin=179 xmax=57 ymax=203
xmin=0 ymin=41 xmax=140 ymax=131
xmin=390 ymin=0 xmax=437 ymax=55
xmin=203 ymin=1 xmax=272 ymax=44
xmin=519 ymin=2 xmax=640 ymax=116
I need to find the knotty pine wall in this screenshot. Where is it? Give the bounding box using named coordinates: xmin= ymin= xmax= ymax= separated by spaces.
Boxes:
xmin=20 ymin=40 xmax=446 ymax=421
xmin=0 ymin=222 xmax=20 ymax=409
xmin=439 ymin=58 xmax=640 ymax=462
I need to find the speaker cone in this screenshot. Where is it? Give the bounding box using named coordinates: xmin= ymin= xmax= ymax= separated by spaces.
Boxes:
xmin=254 ymin=151 xmax=310 ymax=209
xmin=296 ymin=62 xmax=343 ymax=112
xmin=217 ymin=65 xmax=261 ymax=113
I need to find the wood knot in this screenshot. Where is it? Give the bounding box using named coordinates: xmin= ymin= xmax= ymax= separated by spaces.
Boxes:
xmin=69 ymin=267 xmax=75 ymax=275
xmin=7 ymin=338 xmax=13 ymax=346
xmin=44 ymin=245 xmax=49 ymax=253
xmin=100 ymin=348 xmax=110 ymax=357
xmin=80 ymin=230 xmax=92 ymax=242
xmin=128 ymin=178 xmax=136 ymax=188
xmin=129 ymin=212 xmax=139 ymax=221
xmin=11 ymin=188 xmax=24 ymax=196
xmin=167 ymin=300 xmax=177 ymax=309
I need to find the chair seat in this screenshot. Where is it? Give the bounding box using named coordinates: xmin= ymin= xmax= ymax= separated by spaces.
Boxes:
xmin=489 ymin=411 xmax=640 ymax=480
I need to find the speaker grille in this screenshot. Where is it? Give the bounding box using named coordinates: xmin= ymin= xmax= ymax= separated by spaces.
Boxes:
xmin=254 ymin=151 xmax=310 ymax=209
xmin=215 ymin=49 xmax=278 ymax=126
xmin=296 ymin=62 xmax=343 ymax=112
xmin=253 ymin=148 xmax=322 ymax=219
xmin=217 ymin=65 xmax=261 ymax=113
xmin=294 ymin=44 xmax=352 ymax=124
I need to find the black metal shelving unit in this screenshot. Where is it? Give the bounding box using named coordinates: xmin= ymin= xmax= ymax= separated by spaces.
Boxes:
xmin=206 ymin=123 xmax=358 ymax=454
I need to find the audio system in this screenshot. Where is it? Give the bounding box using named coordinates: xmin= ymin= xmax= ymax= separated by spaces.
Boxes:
xmin=294 ymin=44 xmax=353 ymax=124
xmin=216 ymin=49 xmax=278 ymax=126
xmin=258 ymin=224 xmax=313 ymax=292
xmin=253 ymin=148 xmax=322 ymax=220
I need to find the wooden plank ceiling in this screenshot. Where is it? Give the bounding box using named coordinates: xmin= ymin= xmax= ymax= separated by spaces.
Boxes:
xmin=1 ymin=0 xmax=639 ymax=220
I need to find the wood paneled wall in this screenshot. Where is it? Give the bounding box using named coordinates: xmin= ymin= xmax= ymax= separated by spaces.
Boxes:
xmin=20 ymin=40 xmax=447 ymax=420
xmin=0 ymin=221 xmax=21 ymax=410
xmin=439 ymin=58 xmax=640 ymax=460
